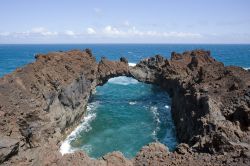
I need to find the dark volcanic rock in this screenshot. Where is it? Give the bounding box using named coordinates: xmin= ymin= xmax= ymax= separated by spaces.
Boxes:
xmin=120 ymin=57 xmax=128 ymax=64
xmin=131 ymin=50 xmax=250 ymax=165
xmin=97 ymin=57 xmax=130 ymax=85
xmin=0 ymin=49 xmax=129 ymax=165
xmin=0 ymin=49 xmax=249 ymax=165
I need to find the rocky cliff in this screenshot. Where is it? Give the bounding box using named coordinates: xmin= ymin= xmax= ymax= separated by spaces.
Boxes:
xmin=0 ymin=49 xmax=249 ymax=166
xmin=131 ymin=50 xmax=250 ymax=165
xmin=130 ymin=50 xmax=250 ymax=154
xmin=0 ymin=49 xmax=129 ymax=165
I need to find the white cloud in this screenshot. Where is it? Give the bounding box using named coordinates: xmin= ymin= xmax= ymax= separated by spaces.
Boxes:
xmin=103 ymin=26 xmax=125 ymax=36
xmin=0 ymin=32 xmax=10 ymax=36
xmin=128 ymin=27 xmax=144 ymax=36
xmin=31 ymin=27 xmax=58 ymax=36
xmin=163 ymin=32 xmax=202 ymax=38
xmin=64 ymin=30 xmax=75 ymax=36
xmin=0 ymin=25 xmax=203 ymax=42
xmin=101 ymin=25 xmax=202 ymax=38
xmin=86 ymin=28 xmax=96 ymax=35
xmin=146 ymin=31 xmax=159 ymax=36
xmin=0 ymin=27 xmax=58 ymax=39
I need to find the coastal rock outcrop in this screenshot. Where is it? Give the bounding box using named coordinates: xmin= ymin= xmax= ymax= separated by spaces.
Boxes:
xmin=131 ymin=50 xmax=250 ymax=154
xmin=0 ymin=49 xmax=249 ymax=165
xmin=97 ymin=56 xmax=130 ymax=85
xmin=0 ymin=49 xmax=129 ymax=165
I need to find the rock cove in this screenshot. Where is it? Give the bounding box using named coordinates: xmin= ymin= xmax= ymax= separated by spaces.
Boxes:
xmin=0 ymin=49 xmax=249 ymax=165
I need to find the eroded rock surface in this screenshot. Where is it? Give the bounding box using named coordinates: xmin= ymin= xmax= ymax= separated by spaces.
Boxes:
xmin=0 ymin=49 xmax=249 ymax=165
xmin=131 ymin=50 xmax=250 ymax=165
xmin=0 ymin=49 xmax=129 ymax=165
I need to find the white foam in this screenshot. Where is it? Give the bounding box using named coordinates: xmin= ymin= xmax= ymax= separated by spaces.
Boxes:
xmin=152 ymin=130 xmax=156 ymax=137
xmin=150 ymin=106 xmax=160 ymax=123
xmin=244 ymin=67 xmax=250 ymax=70
xmin=60 ymin=139 xmax=73 ymax=155
xmin=150 ymin=106 xmax=158 ymax=113
xmin=92 ymin=88 xmax=97 ymax=94
xmin=129 ymin=101 xmax=137 ymax=105
xmin=60 ymin=101 xmax=99 ymax=155
xmin=152 ymin=127 xmax=160 ymax=140
xmin=165 ymin=105 xmax=170 ymax=109
xmin=150 ymin=106 xmax=161 ymax=139
xmin=128 ymin=63 xmax=136 ymax=67
xmin=108 ymin=76 xmax=138 ymax=85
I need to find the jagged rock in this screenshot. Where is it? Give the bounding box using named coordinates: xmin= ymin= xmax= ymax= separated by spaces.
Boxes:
xmin=58 ymin=75 xmax=89 ymax=109
xmin=0 ymin=136 xmax=19 ymax=163
xmin=134 ymin=143 xmax=169 ymax=166
xmin=131 ymin=50 xmax=250 ymax=157
xmin=120 ymin=57 xmax=128 ymax=64
xmin=102 ymin=152 xmax=133 ymax=166
xmin=97 ymin=57 xmax=130 ymax=85
xmin=85 ymin=48 xmax=93 ymax=57
xmin=0 ymin=49 xmax=249 ymax=165
xmin=0 ymin=49 xmax=129 ymax=165
xmin=176 ymin=143 xmax=191 ymax=155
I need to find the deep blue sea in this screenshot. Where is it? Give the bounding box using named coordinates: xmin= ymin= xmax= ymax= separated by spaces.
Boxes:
xmin=1 ymin=44 xmax=250 ymax=77
xmin=1 ymin=44 xmax=250 ymax=158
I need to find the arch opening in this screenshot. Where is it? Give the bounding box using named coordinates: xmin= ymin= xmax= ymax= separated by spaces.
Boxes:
xmin=60 ymin=76 xmax=178 ymax=158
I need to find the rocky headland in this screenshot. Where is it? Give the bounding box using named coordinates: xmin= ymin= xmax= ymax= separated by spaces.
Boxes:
xmin=0 ymin=49 xmax=249 ymax=165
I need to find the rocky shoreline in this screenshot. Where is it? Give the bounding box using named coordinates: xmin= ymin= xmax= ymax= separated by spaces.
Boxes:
xmin=0 ymin=49 xmax=249 ymax=165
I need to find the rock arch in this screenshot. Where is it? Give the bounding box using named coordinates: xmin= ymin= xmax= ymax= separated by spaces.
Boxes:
xmin=0 ymin=49 xmax=249 ymax=165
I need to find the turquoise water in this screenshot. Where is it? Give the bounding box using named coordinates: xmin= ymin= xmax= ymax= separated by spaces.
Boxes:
xmin=61 ymin=76 xmax=177 ymax=158
xmin=1 ymin=44 xmax=249 ymax=158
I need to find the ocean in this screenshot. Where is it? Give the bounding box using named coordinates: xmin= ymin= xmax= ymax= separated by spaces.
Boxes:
xmin=1 ymin=44 xmax=250 ymax=77
xmin=1 ymin=44 xmax=250 ymax=158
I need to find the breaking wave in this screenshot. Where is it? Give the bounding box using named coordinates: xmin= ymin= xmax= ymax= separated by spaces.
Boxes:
xmin=244 ymin=67 xmax=250 ymax=70
xmin=60 ymin=101 xmax=99 ymax=155
xmin=108 ymin=76 xmax=138 ymax=85
xmin=128 ymin=63 xmax=136 ymax=67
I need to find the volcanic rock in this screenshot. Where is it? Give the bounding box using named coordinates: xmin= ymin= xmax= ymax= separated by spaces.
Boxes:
xmin=0 ymin=49 xmax=249 ymax=165
xmin=131 ymin=50 xmax=250 ymax=154
xmin=0 ymin=49 xmax=129 ymax=165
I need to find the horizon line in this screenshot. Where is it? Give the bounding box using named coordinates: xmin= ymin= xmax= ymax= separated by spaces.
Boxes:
xmin=0 ymin=43 xmax=250 ymax=45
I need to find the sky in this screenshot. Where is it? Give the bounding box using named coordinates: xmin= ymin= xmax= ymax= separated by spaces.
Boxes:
xmin=0 ymin=0 xmax=250 ymax=44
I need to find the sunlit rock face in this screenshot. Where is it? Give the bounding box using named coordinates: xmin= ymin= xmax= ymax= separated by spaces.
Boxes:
xmin=0 ymin=49 xmax=250 ymax=166
xmin=130 ymin=50 xmax=250 ymax=155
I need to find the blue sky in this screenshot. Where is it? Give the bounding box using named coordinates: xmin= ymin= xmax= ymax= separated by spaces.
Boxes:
xmin=0 ymin=0 xmax=249 ymax=43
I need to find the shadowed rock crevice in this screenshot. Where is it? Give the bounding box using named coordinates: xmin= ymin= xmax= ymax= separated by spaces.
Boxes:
xmin=0 ymin=49 xmax=249 ymax=165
